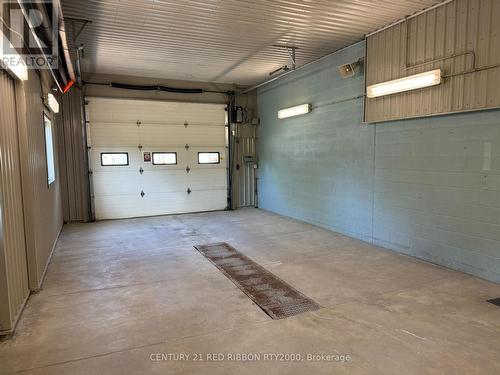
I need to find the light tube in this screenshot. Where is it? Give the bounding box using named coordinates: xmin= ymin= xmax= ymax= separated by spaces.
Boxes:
xmin=278 ymin=104 xmax=311 ymax=119
xmin=367 ymin=69 xmax=442 ymax=98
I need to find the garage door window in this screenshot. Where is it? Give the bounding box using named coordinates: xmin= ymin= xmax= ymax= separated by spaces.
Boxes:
xmin=101 ymin=153 xmax=129 ymax=166
xmin=198 ymin=152 xmax=220 ymax=164
xmin=152 ymin=152 xmax=177 ymax=165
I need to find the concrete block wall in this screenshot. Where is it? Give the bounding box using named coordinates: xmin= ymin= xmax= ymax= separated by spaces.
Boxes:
xmin=257 ymin=41 xmax=500 ymax=283
xmin=374 ymin=110 xmax=500 ymax=282
xmin=257 ymin=42 xmax=375 ymax=242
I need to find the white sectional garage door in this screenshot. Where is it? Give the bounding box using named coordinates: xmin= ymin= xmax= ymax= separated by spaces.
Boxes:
xmin=87 ymin=98 xmax=227 ymax=220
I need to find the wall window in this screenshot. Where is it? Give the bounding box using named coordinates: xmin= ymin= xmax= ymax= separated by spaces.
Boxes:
xmin=101 ymin=153 xmax=129 ymax=166
xmin=44 ymin=114 xmax=56 ymax=185
xmin=152 ymin=152 xmax=177 ymax=165
xmin=198 ymin=152 xmax=220 ymax=164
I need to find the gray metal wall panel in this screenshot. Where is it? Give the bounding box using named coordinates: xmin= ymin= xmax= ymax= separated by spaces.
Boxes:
xmin=365 ymin=0 xmax=500 ymax=122
xmin=0 ymin=70 xmax=30 ymax=334
xmin=57 ymin=88 xmax=90 ymax=222
xmin=16 ymin=69 xmax=64 ymax=290
xmin=237 ymin=126 xmax=257 ymax=208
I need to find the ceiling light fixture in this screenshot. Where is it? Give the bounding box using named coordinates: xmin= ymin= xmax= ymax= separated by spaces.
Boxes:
xmin=367 ymin=69 xmax=442 ymax=98
xmin=278 ymin=104 xmax=311 ymax=119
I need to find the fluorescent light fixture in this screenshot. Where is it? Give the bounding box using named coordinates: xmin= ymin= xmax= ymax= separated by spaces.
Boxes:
xmin=0 ymin=32 xmax=28 ymax=81
xmin=367 ymin=69 xmax=442 ymax=98
xmin=46 ymin=93 xmax=60 ymax=113
xmin=278 ymin=104 xmax=311 ymax=119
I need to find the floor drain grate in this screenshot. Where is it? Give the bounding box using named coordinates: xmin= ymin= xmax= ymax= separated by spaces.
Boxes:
xmin=194 ymin=242 xmax=321 ymax=319
xmin=487 ymin=298 xmax=500 ymax=307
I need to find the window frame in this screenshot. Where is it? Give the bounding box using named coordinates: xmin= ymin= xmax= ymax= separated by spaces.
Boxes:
xmin=152 ymin=152 xmax=178 ymax=166
xmin=100 ymin=152 xmax=129 ymax=167
xmin=198 ymin=152 xmax=221 ymax=165
xmin=43 ymin=113 xmax=56 ymax=186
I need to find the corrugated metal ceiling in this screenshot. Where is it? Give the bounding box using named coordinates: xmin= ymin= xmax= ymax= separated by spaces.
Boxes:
xmin=61 ymin=0 xmax=444 ymax=85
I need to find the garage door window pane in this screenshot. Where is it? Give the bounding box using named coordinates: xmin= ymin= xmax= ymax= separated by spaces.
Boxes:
xmin=153 ymin=152 xmax=177 ymax=165
xmin=101 ymin=153 xmax=129 ymax=166
xmin=198 ymin=152 xmax=220 ymax=164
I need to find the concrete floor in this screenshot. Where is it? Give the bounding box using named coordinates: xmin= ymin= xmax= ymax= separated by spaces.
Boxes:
xmin=1 ymin=208 xmax=499 ymax=374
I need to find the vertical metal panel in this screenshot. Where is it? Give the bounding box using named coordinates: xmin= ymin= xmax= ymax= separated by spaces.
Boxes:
xmin=365 ymin=0 xmax=500 ymax=122
xmin=16 ymin=69 xmax=64 ymax=290
xmin=237 ymin=127 xmax=257 ymax=208
xmin=0 ymin=70 xmax=30 ymax=334
xmin=15 ymin=70 xmax=37 ymax=289
xmin=57 ymin=88 xmax=90 ymax=222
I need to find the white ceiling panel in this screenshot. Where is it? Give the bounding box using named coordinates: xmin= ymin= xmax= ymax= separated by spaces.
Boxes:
xmin=61 ymin=0 xmax=444 ymax=85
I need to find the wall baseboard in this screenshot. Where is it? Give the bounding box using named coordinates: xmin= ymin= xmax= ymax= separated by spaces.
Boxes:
xmin=1 ymin=225 xmax=64 ymax=337
xmin=31 ymin=225 xmax=63 ymax=292
xmin=0 ymin=290 xmax=30 ymax=337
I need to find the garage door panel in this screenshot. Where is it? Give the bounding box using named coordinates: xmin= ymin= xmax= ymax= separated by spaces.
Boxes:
xmin=143 ymin=190 xmax=227 ymax=215
xmin=141 ymin=171 xmax=188 ymax=193
xmin=152 ymin=102 xmax=226 ymax=125
xmin=142 ymin=162 xmax=185 ymax=172
xmin=140 ymin=125 xmax=225 ymax=148
xmin=184 ymin=126 xmax=225 ymax=146
xmin=88 ymin=98 xmax=226 ymax=125
xmin=188 ymin=169 xmax=227 ymax=190
xmin=141 ymin=192 xmax=190 ymax=216
xmin=90 ymin=123 xmax=140 ymax=147
xmin=93 ymin=171 xmax=142 ymax=196
xmin=140 ymin=125 xmax=187 ymax=147
xmin=183 ymin=190 xmax=227 ymax=212
xmin=95 ymin=195 xmax=144 ymax=220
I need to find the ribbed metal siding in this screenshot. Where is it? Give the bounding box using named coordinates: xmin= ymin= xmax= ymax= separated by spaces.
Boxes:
xmin=57 ymin=88 xmax=90 ymax=222
xmin=0 ymin=70 xmax=29 ymax=334
xmin=237 ymin=130 xmax=257 ymax=208
xmin=365 ymin=0 xmax=500 ymax=122
xmin=19 ymin=70 xmax=64 ymax=289
xmin=61 ymin=0 xmax=441 ymax=85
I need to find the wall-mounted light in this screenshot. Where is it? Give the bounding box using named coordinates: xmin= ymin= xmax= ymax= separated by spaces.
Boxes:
xmin=367 ymin=69 xmax=442 ymax=98
xmin=0 ymin=32 xmax=28 ymax=81
xmin=338 ymin=59 xmax=363 ymax=79
xmin=278 ymin=104 xmax=311 ymax=119
xmin=46 ymin=93 xmax=60 ymax=113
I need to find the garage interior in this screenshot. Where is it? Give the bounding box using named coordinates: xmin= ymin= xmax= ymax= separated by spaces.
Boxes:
xmin=0 ymin=0 xmax=499 ymax=374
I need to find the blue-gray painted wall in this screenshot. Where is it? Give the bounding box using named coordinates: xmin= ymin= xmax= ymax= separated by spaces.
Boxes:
xmin=257 ymin=41 xmax=500 ymax=283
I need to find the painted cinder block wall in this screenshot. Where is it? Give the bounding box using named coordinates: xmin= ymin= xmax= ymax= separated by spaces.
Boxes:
xmin=258 ymin=42 xmax=374 ymax=243
xmin=257 ymin=41 xmax=500 ymax=283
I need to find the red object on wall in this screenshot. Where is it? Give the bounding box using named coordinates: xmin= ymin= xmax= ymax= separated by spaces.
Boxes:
xmin=63 ymin=80 xmax=75 ymax=93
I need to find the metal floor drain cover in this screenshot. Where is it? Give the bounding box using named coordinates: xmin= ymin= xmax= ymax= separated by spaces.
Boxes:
xmin=194 ymin=242 xmax=321 ymax=319
xmin=487 ymin=298 xmax=500 ymax=307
